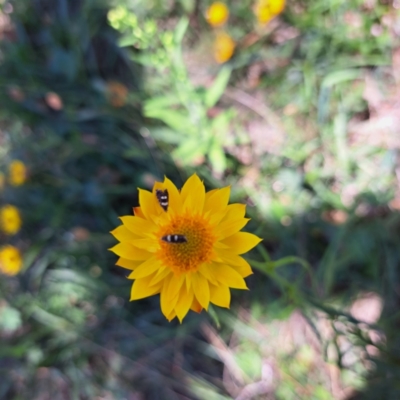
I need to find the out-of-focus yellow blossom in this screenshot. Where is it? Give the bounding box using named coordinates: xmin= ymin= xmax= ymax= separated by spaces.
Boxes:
xmin=0 ymin=205 xmax=22 ymax=235
xmin=0 ymin=173 xmax=4 ymax=190
xmin=255 ymin=0 xmax=285 ymax=24
xmin=8 ymin=160 xmax=27 ymax=186
xmin=213 ymin=31 xmax=235 ymax=64
xmin=107 ymin=81 xmax=129 ymax=108
xmin=256 ymin=6 xmax=274 ymax=24
xmin=0 ymin=245 xmax=22 ymax=276
xmin=206 ymin=2 xmax=229 ymax=27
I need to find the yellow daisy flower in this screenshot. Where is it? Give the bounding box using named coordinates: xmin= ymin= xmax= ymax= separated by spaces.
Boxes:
xmin=8 ymin=160 xmax=27 ymax=186
xmin=0 ymin=205 xmax=22 ymax=235
xmin=0 ymin=245 xmax=22 ymax=276
xmin=206 ymin=2 xmax=229 ymax=27
xmin=110 ymin=174 xmax=261 ymax=322
xmin=213 ymin=31 xmax=236 ymax=64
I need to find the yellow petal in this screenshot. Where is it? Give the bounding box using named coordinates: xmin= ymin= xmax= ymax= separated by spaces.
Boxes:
xmin=210 ymin=283 xmax=231 ymax=308
xmin=213 ymin=241 xmax=230 ymax=249
xmin=208 ymin=209 xmax=228 ymax=226
xmin=109 ymin=243 xmax=152 ymax=260
xmin=185 ymin=273 xmax=192 ymax=291
xmin=139 ymin=189 xmax=158 ymax=221
xmin=120 ymin=216 xmax=156 ymax=237
xmin=204 ymin=186 xmax=230 ymax=213
xmin=130 ymin=238 xmax=159 ymax=252
xmin=191 ymin=272 xmax=210 ymax=310
xmin=205 ymin=188 xmax=218 ymax=202
xmin=198 ymin=263 xmax=218 ymax=285
xmin=166 ymin=273 xmax=185 ymax=301
xmin=133 ymin=207 xmax=145 ymax=218
xmin=116 ymin=258 xmax=142 ymax=270
xmin=181 ymin=174 xmax=205 ymax=213
xmin=160 ymin=274 xmax=179 ymax=317
xmin=221 ymin=232 xmax=262 ymax=254
xmin=175 ymin=285 xmax=194 ymax=323
xmin=166 ymin=309 xmax=177 ymax=322
xmin=149 ymin=267 xmax=172 ymax=285
xmin=110 ymin=225 xmax=140 ymax=242
xmin=130 ymin=275 xmax=162 ymax=300
xmin=215 ymin=218 xmax=250 ymax=240
xmin=128 ymin=256 xmax=162 ymax=279
xmin=215 ymin=249 xmax=253 ymax=277
xmin=213 ymin=264 xmax=248 ymax=289
xmin=220 ymin=203 xmax=246 ymax=222
xmin=190 ymin=297 xmax=203 ymax=313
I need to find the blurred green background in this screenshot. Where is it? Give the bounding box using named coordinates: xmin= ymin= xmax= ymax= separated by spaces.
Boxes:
xmin=1 ymin=0 xmax=400 ymax=398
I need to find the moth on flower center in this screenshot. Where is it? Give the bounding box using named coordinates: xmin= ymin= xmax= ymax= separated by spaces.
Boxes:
xmin=161 ymin=234 xmax=187 ymax=243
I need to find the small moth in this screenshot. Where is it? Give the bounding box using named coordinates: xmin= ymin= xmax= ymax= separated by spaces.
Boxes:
xmin=161 ymin=234 xmax=187 ymax=243
xmin=156 ymin=189 xmax=168 ymax=211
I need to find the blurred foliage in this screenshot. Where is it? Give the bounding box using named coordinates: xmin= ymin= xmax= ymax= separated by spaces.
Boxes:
xmin=108 ymin=8 xmax=235 ymax=174
xmin=1 ymin=0 xmax=400 ymax=399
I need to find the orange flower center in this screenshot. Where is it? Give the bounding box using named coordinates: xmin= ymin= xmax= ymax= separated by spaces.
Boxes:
xmin=156 ymin=213 xmax=215 ymax=274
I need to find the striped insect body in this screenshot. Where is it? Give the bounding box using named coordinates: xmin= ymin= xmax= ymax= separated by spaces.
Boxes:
xmin=161 ymin=234 xmax=187 ymax=244
xmin=156 ymin=189 xmax=169 ymax=211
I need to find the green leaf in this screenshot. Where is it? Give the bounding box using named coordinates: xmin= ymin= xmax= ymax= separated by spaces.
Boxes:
xmin=118 ymin=35 xmax=138 ymax=47
xmin=144 ymin=108 xmax=192 ymax=133
xmin=173 ymin=139 xmax=208 ymax=165
xmin=210 ymin=109 xmax=233 ymax=141
xmin=204 ymin=67 xmax=231 ymax=108
xmin=0 ymin=304 xmax=22 ymax=333
xmin=178 ymin=0 xmax=196 ymax=13
xmin=174 ymin=17 xmax=189 ymax=45
xmin=208 ymin=141 xmax=226 ymax=174
xmin=321 ymin=68 xmax=361 ymax=88
xmin=144 ymin=96 xmax=180 ymax=113
xmin=48 ymin=47 xmax=78 ymax=81
xmin=149 ymin=128 xmax=185 ymax=144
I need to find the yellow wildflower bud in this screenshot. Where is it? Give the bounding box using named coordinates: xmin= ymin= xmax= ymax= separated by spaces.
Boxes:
xmin=206 ymin=2 xmax=229 ymax=27
xmin=269 ymin=0 xmax=285 ymax=15
xmin=255 ymin=0 xmax=285 ymax=25
xmin=213 ymin=31 xmax=235 ymax=64
xmin=0 ymin=205 xmax=22 ymax=235
xmin=0 ymin=245 xmax=22 ymax=276
xmin=8 ymin=160 xmax=27 ymax=186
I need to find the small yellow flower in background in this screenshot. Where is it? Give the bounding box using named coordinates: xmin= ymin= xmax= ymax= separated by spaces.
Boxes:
xmin=110 ymin=174 xmax=262 ymax=322
xmin=0 ymin=205 xmax=22 ymax=235
xmin=0 ymin=245 xmax=22 ymax=276
xmin=269 ymin=0 xmax=285 ymax=14
xmin=255 ymin=0 xmax=285 ymax=24
xmin=256 ymin=6 xmax=274 ymax=24
xmin=107 ymin=81 xmax=129 ymax=108
xmin=213 ymin=31 xmax=236 ymax=64
xmin=206 ymin=2 xmax=229 ymax=27
xmin=8 ymin=160 xmax=27 ymax=186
